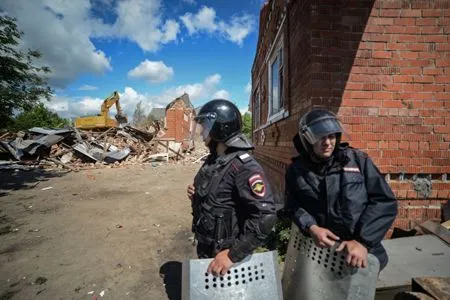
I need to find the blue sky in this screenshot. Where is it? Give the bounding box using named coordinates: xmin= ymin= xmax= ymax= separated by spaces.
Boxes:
xmin=1 ymin=0 xmax=265 ymax=119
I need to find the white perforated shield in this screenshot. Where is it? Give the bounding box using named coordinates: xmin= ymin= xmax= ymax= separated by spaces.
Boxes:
xmin=182 ymin=251 xmax=283 ymax=300
xmin=282 ymin=224 xmax=380 ymax=300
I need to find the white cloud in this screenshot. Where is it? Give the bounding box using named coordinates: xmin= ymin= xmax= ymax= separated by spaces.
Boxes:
xmin=162 ymin=74 xmax=221 ymax=102
xmin=212 ymin=89 xmax=230 ymax=99
xmin=245 ymin=82 xmax=251 ymax=94
xmin=180 ymin=6 xmax=217 ymax=35
xmin=0 ymin=0 xmax=181 ymax=87
xmin=180 ymin=6 xmax=255 ymax=45
xmin=46 ymin=95 xmax=104 ymax=118
xmin=204 ymin=74 xmax=221 ymax=86
xmin=162 ymin=20 xmax=181 ymax=43
xmin=78 ymin=85 xmax=99 ymax=91
xmin=128 ymin=60 xmax=174 ymax=84
xmin=0 ymin=0 xmax=112 ymax=88
xmin=108 ymin=0 xmax=180 ymax=52
xmin=47 ymin=74 xmax=224 ymax=120
xmin=219 ymin=15 xmax=256 ymax=46
xmin=118 ymin=87 xmax=154 ymax=115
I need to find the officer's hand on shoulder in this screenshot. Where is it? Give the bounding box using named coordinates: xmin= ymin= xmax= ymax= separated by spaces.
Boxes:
xmin=336 ymin=240 xmax=368 ymax=268
xmin=308 ymin=225 xmax=340 ymax=248
xmin=187 ymin=184 xmax=195 ymax=201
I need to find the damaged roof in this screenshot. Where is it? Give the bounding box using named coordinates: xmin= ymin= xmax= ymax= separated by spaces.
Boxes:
xmin=165 ymin=93 xmax=194 ymax=110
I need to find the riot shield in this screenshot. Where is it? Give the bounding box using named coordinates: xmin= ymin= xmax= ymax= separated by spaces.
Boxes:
xmin=282 ymin=224 xmax=379 ymax=300
xmin=182 ymin=250 xmax=283 ymax=300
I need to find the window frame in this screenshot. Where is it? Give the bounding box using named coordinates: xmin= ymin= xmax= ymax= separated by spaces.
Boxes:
xmin=267 ymin=37 xmax=286 ymax=123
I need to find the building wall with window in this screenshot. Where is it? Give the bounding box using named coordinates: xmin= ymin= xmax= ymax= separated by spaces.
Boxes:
xmin=250 ymin=0 xmax=450 ymax=233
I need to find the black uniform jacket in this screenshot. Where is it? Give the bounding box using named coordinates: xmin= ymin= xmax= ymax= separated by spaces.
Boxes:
xmin=285 ymin=142 xmax=398 ymax=269
xmin=193 ymin=150 xmax=276 ymax=262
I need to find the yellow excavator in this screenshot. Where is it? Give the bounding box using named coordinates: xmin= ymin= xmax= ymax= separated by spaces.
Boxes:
xmin=74 ymin=91 xmax=128 ymax=129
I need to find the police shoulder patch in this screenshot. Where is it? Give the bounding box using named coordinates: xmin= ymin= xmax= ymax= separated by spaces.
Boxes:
xmin=248 ymin=174 xmax=266 ymax=197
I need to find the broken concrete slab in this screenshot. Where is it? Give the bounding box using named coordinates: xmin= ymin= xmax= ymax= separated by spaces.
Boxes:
xmin=418 ymin=221 xmax=450 ymax=245
xmin=378 ymin=235 xmax=450 ymax=290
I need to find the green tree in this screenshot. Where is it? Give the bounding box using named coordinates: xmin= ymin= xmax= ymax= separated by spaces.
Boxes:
xmin=242 ymin=112 xmax=252 ymax=139
xmin=132 ymin=101 xmax=146 ymax=128
xmin=0 ymin=16 xmax=52 ymax=129
xmin=11 ymin=103 xmax=69 ymax=131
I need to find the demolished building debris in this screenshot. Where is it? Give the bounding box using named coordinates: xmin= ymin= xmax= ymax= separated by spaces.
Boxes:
xmin=0 ymin=124 xmax=208 ymax=171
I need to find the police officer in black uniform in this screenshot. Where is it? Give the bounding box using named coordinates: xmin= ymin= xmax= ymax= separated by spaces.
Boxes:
xmin=285 ymin=109 xmax=397 ymax=270
xmin=187 ymin=99 xmax=277 ymax=276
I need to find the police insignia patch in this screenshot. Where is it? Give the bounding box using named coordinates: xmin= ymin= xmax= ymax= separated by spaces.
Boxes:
xmin=249 ymin=174 xmax=266 ymax=197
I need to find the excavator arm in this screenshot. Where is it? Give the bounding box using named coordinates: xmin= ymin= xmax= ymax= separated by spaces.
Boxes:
xmin=100 ymin=91 xmax=128 ymax=124
xmin=74 ymin=91 xmax=128 ymax=129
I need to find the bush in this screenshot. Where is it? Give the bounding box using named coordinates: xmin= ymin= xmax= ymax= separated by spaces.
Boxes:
xmin=10 ymin=103 xmax=70 ymax=131
xmin=242 ymin=112 xmax=252 ymax=139
xmin=256 ymin=217 xmax=292 ymax=263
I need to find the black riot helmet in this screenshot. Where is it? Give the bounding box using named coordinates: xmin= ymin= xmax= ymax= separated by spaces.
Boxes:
xmin=194 ymin=99 xmax=242 ymax=142
xmin=194 ymin=99 xmax=253 ymax=149
xmin=298 ymin=109 xmax=344 ymax=150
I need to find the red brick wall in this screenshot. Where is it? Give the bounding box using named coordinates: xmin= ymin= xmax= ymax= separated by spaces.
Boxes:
xmin=251 ymin=0 xmax=450 ymax=230
xmin=165 ymin=109 xmax=191 ymax=142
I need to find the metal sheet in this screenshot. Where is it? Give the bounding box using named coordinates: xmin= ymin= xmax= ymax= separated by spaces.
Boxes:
xmin=377 ymin=235 xmax=450 ymax=289
xmin=182 ymin=251 xmax=282 ymax=300
xmin=72 ymin=143 xmax=99 ymax=162
xmin=17 ymin=135 xmax=64 ymax=155
xmin=0 ymin=135 xmax=63 ymax=159
xmin=0 ymin=141 xmax=22 ymax=160
xmin=282 ymin=224 xmax=379 ymax=300
xmin=28 ymin=127 xmax=73 ymax=135
xmin=104 ymin=148 xmax=130 ymax=163
xmin=72 ymin=143 xmax=130 ymax=163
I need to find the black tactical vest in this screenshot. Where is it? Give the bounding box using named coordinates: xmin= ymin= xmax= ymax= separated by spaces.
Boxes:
xmin=192 ymin=151 xmax=247 ymax=252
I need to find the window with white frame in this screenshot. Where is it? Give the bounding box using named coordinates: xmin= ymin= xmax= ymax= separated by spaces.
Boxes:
xmin=253 ymin=87 xmax=260 ymax=129
xmin=268 ymin=43 xmax=283 ymax=119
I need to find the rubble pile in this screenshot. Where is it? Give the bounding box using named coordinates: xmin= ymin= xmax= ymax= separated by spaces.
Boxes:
xmin=181 ymin=141 xmax=210 ymax=164
xmin=0 ymin=125 xmax=208 ymax=171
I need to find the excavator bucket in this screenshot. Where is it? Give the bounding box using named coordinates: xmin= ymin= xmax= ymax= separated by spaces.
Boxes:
xmin=115 ymin=114 xmax=128 ymax=124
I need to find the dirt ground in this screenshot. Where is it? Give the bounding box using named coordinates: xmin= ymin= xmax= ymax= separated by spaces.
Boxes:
xmin=0 ymin=163 xmax=200 ymax=300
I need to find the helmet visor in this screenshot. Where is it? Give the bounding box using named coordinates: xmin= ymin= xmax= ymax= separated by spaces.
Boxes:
xmin=191 ymin=112 xmax=217 ymax=141
xmin=300 ymin=116 xmax=343 ymax=145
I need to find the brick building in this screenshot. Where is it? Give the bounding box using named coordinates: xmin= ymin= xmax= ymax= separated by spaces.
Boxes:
xmin=250 ymin=0 xmax=449 ymax=232
xmin=150 ymin=93 xmax=195 ymax=142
